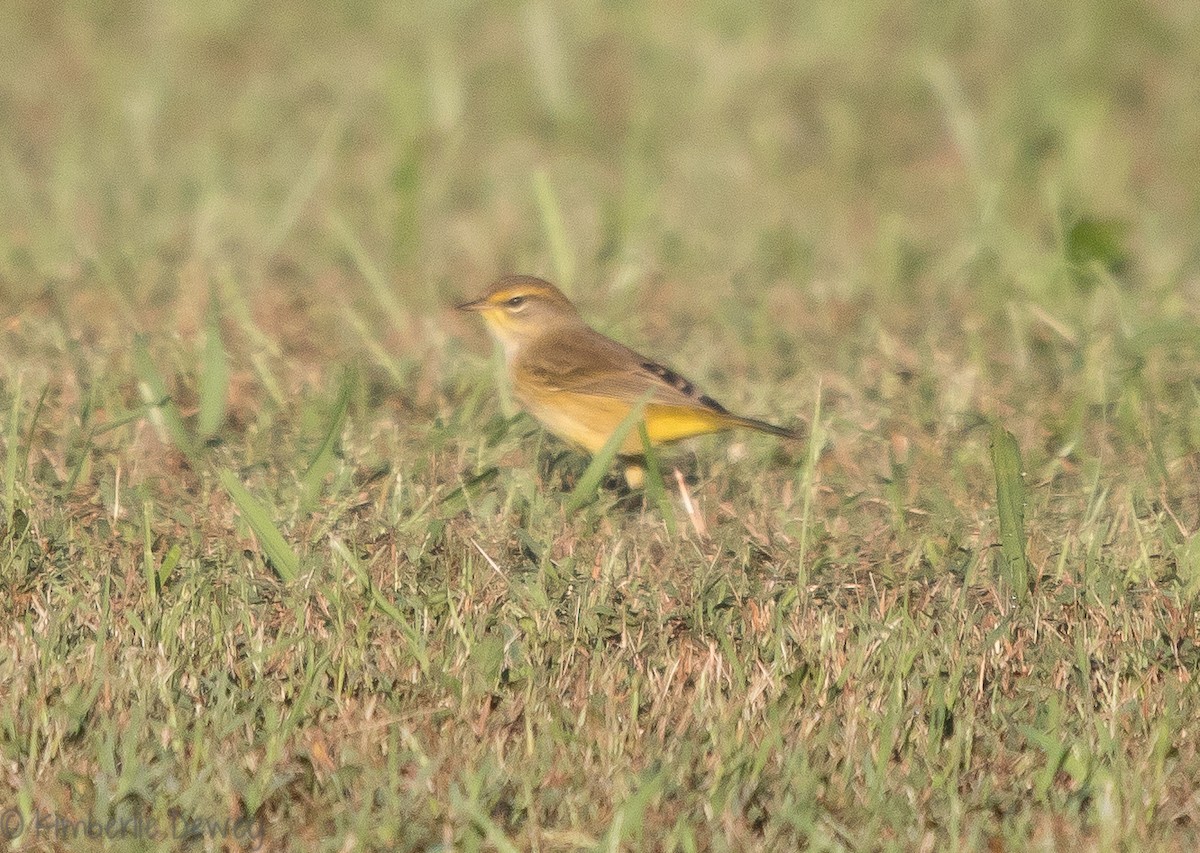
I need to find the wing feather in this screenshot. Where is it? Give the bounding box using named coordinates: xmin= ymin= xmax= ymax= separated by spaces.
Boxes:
xmin=516 ymin=329 xmax=728 ymax=414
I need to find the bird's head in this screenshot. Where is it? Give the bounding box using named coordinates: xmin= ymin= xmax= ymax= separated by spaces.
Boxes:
xmin=457 ymin=275 xmax=581 ymax=354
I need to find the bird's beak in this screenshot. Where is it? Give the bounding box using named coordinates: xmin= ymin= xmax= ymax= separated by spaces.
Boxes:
xmin=456 ymin=298 xmax=486 ymax=312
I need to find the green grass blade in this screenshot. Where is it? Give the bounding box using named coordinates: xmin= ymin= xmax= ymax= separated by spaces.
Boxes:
xmin=449 ymin=784 xmax=522 ymax=853
xmin=142 ymin=500 xmax=157 ymax=605
xmin=281 ymin=650 xmax=331 ymax=735
xmin=599 ymin=763 xmax=667 ymax=850
xmin=94 ymin=406 xmax=157 ymax=436
xmin=565 ymin=392 xmax=653 ymax=513
xmin=991 ymin=423 xmax=1030 ymax=601
xmin=338 ymin=298 xmax=410 ymax=386
xmin=132 ymin=335 xmax=197 ymax=460
xmin=639 ymin=421 xmax=676 ymax=534
xmin=533 ymin=169 xmax=574 ymax=291
xmin=330 ymin=536 xmax=430 ymax=674
xmin=796 ymin=380 xmax=824 ymax=587
xmin=329 ymin=212 xmax=409 ymax=328
xmin=196 ymin=301 xmax=230 ymax=441
xmin=219 ymin=268 xmax=286 ymax=407
xmin=4 ymin=374 xmax=21 ymax=526
xmin=301 ymin=371 xmax=353 ymax=509
xmin=491 ymin=341 xmax=516 ymax=417
xmin=218 ymin=469 xmax=299 ymax=582
xmin=438 ymin=467 xmax=500 ymax=518
xmin=158 ymin=543 xmax=182 ymax=590
xmin=21 ymin=382 xmax=48 ymax=483
xmin=58 ymin=402 xmax=146 ymax=498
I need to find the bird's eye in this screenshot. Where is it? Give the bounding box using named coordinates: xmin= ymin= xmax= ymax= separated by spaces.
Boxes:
xmin=506 ymin=296 xmax=526 ymax=308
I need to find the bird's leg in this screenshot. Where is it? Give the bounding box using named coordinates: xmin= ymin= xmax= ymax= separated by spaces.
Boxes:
xmin=622 ymin=462 xmax=646 ymax=490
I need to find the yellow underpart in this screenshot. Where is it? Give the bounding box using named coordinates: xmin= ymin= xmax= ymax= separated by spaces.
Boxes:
xmin=520 ymin=391 xmax=733 ymax=454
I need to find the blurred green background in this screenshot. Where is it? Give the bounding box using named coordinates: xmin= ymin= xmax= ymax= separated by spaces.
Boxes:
xmin=5 ymin=0 xmax=1196 ymax=314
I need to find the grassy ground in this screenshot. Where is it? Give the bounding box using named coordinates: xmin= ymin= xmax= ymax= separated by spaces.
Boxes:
xmin=2 ymin=0 xmax=1200 ymax=850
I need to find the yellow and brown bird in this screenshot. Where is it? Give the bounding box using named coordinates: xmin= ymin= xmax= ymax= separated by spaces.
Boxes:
xmin=458 ymin=274 xmax=799 ymax=470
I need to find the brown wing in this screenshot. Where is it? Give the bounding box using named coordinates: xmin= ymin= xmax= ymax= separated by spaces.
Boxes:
xmin=516 ymin=327 xmax=729 ymax=414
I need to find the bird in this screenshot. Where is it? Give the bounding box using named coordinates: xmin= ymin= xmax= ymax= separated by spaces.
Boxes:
xmin=457 ymin=274 xmax=800 ymax=479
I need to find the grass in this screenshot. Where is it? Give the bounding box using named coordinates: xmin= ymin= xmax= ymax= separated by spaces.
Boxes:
xmin=2 ymin=0 xmax=1200 ymax=849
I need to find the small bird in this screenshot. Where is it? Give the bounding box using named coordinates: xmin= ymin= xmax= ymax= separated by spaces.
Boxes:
xmin=458 ymin=274 xmax=800 ymax=476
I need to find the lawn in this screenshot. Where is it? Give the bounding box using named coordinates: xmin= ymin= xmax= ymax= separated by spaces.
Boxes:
xmin=2 ymin=1 xmax=1200 ymax=850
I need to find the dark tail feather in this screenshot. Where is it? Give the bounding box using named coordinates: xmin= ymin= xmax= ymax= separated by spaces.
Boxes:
xmin=731 ymin=415 xmax=804 ymax=441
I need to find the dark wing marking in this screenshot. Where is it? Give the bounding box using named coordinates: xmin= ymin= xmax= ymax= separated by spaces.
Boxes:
xmin=517 ymin=329 xmax=729 ymax=413
xmin=639 ymin=361 xmax=728 ymax=413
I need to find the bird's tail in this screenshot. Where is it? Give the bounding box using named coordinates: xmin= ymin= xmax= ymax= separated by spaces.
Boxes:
xmin=729 ymin=414 xmax=804 ymax=441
